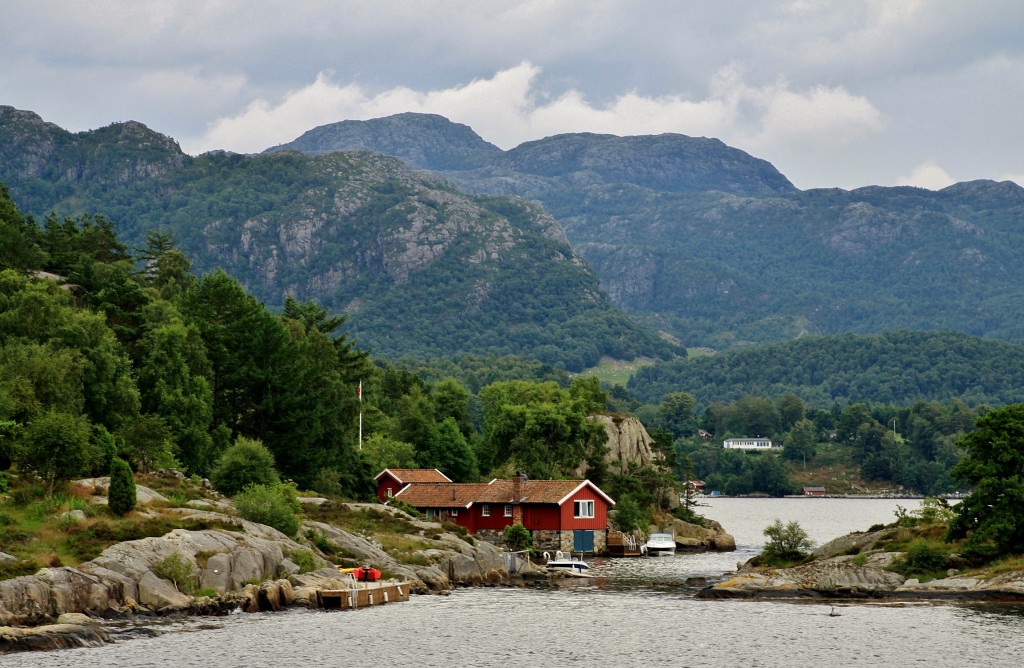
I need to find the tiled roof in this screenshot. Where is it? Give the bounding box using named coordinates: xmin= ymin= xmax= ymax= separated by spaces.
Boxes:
xmin=393 ymin=483 xmax=490 ymax=508
xmin=393 ymin=478 xmax=614 ymax=507
xmin=376 ymin=468 xmax=451 ymax=484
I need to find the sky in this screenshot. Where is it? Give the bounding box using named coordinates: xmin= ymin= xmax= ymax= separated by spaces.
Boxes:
xmin=2 ymin=1 xmax=1022 ymax=190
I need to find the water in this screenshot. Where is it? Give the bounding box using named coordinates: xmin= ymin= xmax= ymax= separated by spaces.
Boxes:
xmin=8 ymin=498 xmax=1024 ymax=667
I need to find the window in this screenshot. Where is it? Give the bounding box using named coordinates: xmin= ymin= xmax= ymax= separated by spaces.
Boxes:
xmin=481 ymin=505 xmax=490 ymax=517
xmin=574 ymin=500 xmax=595 ymax=518
xmin=450 ymin=509 xmax=459 ymax=517
xmin=386 ymin=487 xmax=394 ymax=498
xmin=504 ymin=504 xmax=513 ymax=517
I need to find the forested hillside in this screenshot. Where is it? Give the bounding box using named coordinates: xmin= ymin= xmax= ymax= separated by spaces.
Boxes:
xmin=628 ymin=330 xmax=1024 ymax=409
xmin=274 ymin=113 xmax=1024 ymax=350
xmin=0 ymin=106 xmax=676 ymax=371
xmin=0 ymin=187 xmax=637 ymax=497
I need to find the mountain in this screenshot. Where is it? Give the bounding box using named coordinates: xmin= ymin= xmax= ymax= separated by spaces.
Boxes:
xmin=628 ymin=330 xmax=1024 ymax=409
xmin=264 ymin=112 xmax=503 ymax=170
xmin=0 ymin=105 xmax=676 ymax=370
xmin=267 ymin=113 xmax=1024 ymax=350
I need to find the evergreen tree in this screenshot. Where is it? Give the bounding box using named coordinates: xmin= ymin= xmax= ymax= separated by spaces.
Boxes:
xmin=108 ymin=456 xmax=137 ymax=516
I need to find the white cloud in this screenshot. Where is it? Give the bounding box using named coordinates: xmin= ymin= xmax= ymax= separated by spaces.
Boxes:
xmin=187 ymin=62 xmax=884 ymax=159
xmin=897 ymin=162 xmax=957 ymax=190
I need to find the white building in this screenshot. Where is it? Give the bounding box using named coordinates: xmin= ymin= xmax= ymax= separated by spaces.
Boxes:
xmin=723 ymin=437 xmax=777 ymax=450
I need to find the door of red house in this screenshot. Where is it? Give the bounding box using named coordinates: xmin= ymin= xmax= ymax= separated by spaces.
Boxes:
xmin=573 ymin=530 xmax=594 ymax=553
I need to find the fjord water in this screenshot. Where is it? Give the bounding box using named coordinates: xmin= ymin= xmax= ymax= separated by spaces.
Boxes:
xmin=10 ymin=498 xmax=1024 ymax=667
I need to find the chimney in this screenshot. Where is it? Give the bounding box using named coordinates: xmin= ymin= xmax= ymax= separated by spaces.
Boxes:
xmin=512 ymin=472 xmax=527 ymax=502
xmin=512 ymin=473 xmax=527 ymax=525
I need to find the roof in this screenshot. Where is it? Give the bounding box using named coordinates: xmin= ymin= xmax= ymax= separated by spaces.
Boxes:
xmin=392 ymin=482 xmax=490 ymax=508
xmin=393 ymin=478 xmax=615 ymax=507
xmin=375 ymin=468 xmax=452 ymax=484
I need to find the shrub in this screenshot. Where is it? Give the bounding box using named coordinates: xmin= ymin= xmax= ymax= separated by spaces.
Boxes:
xmin=0 ymin=558 xmax=39 ymax=581
xmin=761 ymin=519 xmax=814 ymax=565
xmin=305 ymin=528 xmax=336 ymax=555
xmin=152 ymin=552 xmax=196 ymax=594
xmin=209 ymin=437 xmax=280 ymax=496
xmin=890 ymin=539 xmax=950 ymax=578
xmin=234 ymin=483 xmax=301 ymax=537
xmin=310 ymin=468 xmax=343 ymax=497
xmin=503 ymin=523 xmax=532 ymax=552
xmin=612 ymin=497 xmax=647 ymax=533
xmin=0 ymin=471 xmax=8 ymax=494
xmin=671 ymin=503 xmax=706 ymax=527
xmin=289 ymin=549 xmax=317 ymax=574
xmin=387 ymin=498 xmax=422 ymax=518
xmin=108 ymin=457 xmax=137 ymax=516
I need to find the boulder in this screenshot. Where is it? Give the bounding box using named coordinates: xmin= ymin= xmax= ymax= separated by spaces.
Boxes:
xmin=199 ymin=553 xmax=232 ymax=594
xmin=137 ymin=571 xmax=191 ymax=611
xmin=712 ymin=534 xmax=737 ymax=552
xmin=0 ymin=621 xmax=110 ymax=652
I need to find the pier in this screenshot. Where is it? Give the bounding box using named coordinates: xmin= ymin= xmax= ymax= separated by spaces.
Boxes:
xmin=317 ymin=581 xmax=411 ymax=610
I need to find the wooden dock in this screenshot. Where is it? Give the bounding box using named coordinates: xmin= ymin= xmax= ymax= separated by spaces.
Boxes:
xmin=607 ymin=530 xmax=645 ymax=557
xmin=317 ymin=581 xmax=411 ymax=610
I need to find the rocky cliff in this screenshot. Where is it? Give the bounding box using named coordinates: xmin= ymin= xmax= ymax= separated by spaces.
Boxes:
xmin=582 ymin=414 xmax=662 ymax=475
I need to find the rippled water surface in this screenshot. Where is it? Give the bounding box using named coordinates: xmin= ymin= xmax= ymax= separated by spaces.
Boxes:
xmin=11 ymin=497 xmax=1024 ymax=668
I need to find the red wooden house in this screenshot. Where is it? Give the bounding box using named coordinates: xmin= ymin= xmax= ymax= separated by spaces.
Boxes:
xmin=374 ymin=468 xmax=451 ymax=503
xmin=385 ymin=472 xmax=615 ymax=554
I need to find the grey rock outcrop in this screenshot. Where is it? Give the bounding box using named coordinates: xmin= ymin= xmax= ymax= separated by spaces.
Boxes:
xmin=304 ymin=504 xmax=507 ymax=591
xmin=579 ymin=414 xmax=661 ymax=476
xmin=0 ymin=504 xmax=508 ymax=628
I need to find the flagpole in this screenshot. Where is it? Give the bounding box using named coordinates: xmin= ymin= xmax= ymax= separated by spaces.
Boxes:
xmin=358 ymin=379 xmax=363 ymax=450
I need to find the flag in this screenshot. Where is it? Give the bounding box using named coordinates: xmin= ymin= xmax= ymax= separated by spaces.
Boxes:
xmin=357 ymin=380 xmax=362 ymax=402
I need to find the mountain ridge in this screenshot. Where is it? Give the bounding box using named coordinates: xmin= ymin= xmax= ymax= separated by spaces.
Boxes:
xmin=263 ymin=112 xmax=1024 ymax=350
xmin=0 ymin=105 xmax=676 ymax=370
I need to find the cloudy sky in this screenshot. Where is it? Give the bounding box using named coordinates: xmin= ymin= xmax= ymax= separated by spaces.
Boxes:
xmin=3 ymin=1 xmax=1021 ymax=190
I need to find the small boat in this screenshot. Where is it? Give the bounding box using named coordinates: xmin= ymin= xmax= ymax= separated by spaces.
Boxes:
xmin=543 ymin=550 xmax=590 ymax=574
xmin=644 ymin=532 xmax=676 ymax=556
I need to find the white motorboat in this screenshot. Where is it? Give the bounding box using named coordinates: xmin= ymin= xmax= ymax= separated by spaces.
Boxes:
xmin=543 ymin=550 xmax=590 ymax=574
xmin=643 ymin=532 xmax=676 ymax=556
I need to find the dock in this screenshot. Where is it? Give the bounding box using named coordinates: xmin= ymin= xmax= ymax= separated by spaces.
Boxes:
xmin=607 ymin=530 xmax=645 ymax=557
xmin=317 ymin=581 xmax=411 ymax=610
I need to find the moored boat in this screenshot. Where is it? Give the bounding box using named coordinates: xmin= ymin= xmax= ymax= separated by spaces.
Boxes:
xmin=644 ymin=532 xmax=676 ymax=556
xmin=543 ymin=550 xmax=590 ymax=574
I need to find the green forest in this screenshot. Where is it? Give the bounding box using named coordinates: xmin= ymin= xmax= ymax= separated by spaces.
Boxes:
xmin=0 ymin=185 xmax=633 ymax=505
xmin=2 ymin=177 xmax=1023 ymax=561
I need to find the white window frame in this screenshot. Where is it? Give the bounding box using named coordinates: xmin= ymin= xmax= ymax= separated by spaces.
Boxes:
xmin=504 ymin=504 xmax=513 ymax=517
xmin=574 ymin=500 xmax=595 ymax=519
xmin=450 ymin=509 xmax=459 ymax=517
xmin=481 ymin=505 xmax=490 ymax=517
xmin=386 ymin=487 xmax=394 ymax=498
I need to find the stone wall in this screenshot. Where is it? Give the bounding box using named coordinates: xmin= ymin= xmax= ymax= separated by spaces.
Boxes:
xmin=474 ymin=528 xmax=607 ymax=555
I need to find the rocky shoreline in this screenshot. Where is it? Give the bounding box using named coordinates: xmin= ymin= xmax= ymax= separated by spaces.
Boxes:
xmin=0 ymin=494 xmax=513 ymax=653
xmin=697 ymin=527 xmax=1024 ymax=602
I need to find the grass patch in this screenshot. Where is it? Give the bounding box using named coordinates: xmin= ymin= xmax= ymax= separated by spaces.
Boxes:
xmin=306 ymin=504 xmax=422 ymax=537
xmin=575 ymin=357 xmax=654 ymax=387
